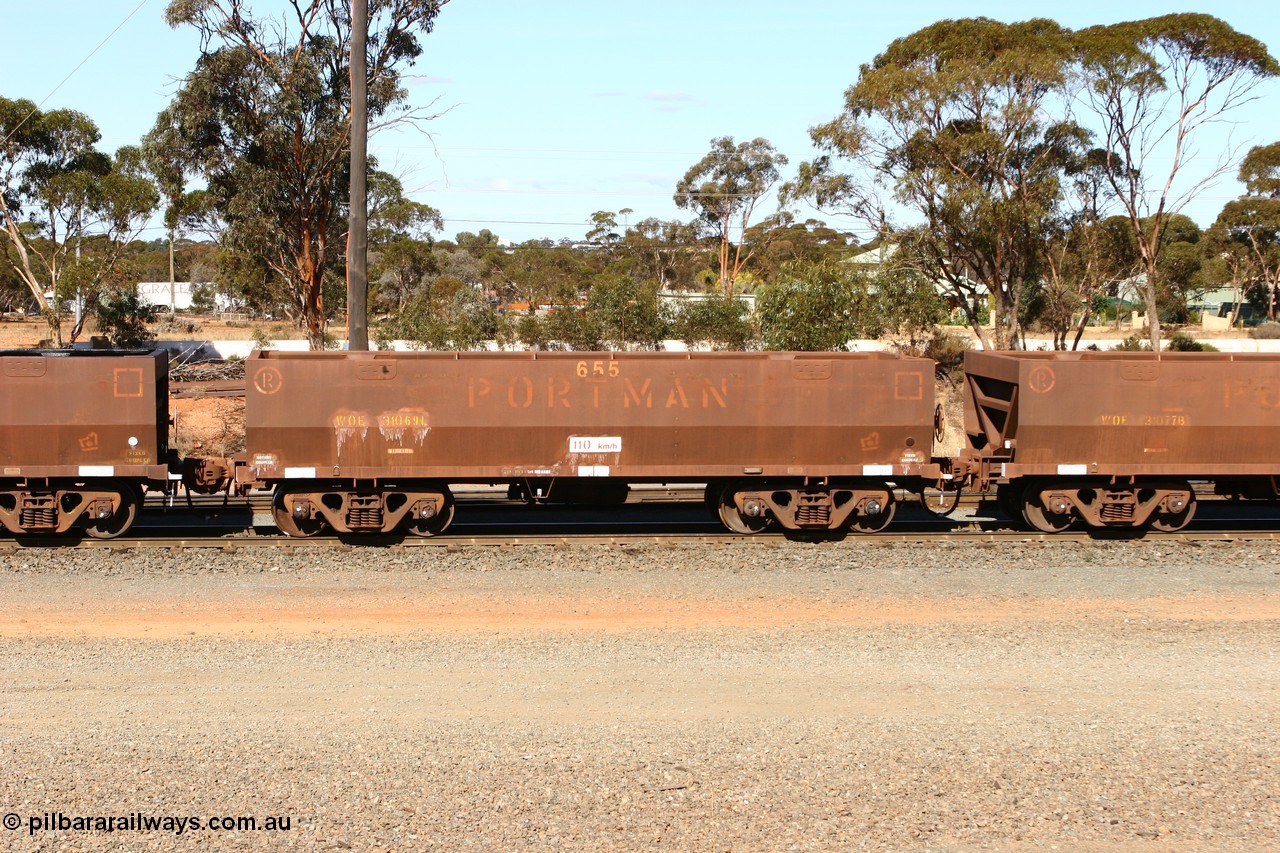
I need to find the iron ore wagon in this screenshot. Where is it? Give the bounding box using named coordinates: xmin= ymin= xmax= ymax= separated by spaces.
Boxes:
xmin=240 ymin=349 xmax=941 ymax=537
xmin=0 ymin=349 xmax=174 ymax=537
xmin=956 ymin=350 xmax=1280 ymax=532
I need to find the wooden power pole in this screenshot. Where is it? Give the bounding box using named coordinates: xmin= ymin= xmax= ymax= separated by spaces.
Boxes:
xmin=347 ymin=0 xmax=370 ymax=350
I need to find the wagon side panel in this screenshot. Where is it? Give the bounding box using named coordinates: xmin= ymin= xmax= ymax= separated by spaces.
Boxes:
xmin=244 ymin=351 xmax=938 ymax=482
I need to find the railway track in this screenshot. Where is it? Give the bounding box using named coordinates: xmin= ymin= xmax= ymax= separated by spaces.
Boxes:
xmin=3 ymin=485 xmax=1277 ymax=550
xmin=6 ymin=519 xmax=1280 ymax=551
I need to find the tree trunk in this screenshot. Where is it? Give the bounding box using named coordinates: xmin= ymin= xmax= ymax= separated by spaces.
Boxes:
xmin=1070 ymin=308 xmax=1090 ymax=351
xmin=1143 ymin=274 xmax=1162 ymax=352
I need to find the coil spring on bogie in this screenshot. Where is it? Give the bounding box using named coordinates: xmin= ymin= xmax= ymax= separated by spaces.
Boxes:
xmin=20 ymin=497 xmax=57 ymax=529
xmin=796 ymin=497 xmax=831 ymax=527
xmin=346 ymin=497 xmax=384 ymax=529
xmin=1100 ymin=501 xmax=1135 ymax=522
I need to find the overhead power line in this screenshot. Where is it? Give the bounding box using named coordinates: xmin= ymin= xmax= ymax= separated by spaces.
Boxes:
xmin=2 ymin=0 xmax=150 ymax=146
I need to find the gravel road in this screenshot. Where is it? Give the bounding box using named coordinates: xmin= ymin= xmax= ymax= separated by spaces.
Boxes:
xmin=1 ymin=538 xmax=1277 ymax=851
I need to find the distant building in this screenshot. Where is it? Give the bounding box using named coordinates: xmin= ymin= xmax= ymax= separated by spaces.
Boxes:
xmin=135 ymin=279 xmax=238 ymax=312
xmin=136 ymin=281 xmax=198 ymax=311
xmin=658 ymin=291 xmax=757 ymax=313
xmin=1191 ymin=285 xmax=1259 ymax=330
xmin=845 ymin=243 xmax=990 ymax=321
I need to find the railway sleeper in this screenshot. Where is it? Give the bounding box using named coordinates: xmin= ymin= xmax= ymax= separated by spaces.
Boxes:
xmin=1024 ymin=480 xmax=1195 ymax=532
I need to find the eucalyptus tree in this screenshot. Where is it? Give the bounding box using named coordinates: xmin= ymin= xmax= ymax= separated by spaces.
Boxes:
xmin=756 ymin=260 xmax=883 ymax=351
xmin=367 ymin=170 xmax=442 ymax=312
xmin=743 ymin=215 xmax=857 ymax=282
xmin=674 ymin=136 xmax=788 ymax=296
xmin=1225 ymin=142 xmax=1280 ymax=319
xmin=140 ymin=107 xmax=198 ymax=311
xmin=1239 ymin=142 xmax=1280 ymax=198
xmin=1034 ymin=145 xmax=1143 ymax=349
xmin=0 ymin=97 xmax=158 ymax=344
xmin=621 ymin=218 xmax=708 ymax=291
xmin=1040 ymin=212 xmax=1138 ymax=349
xmin=670 ymin=295 xmax=756 ymax=351
xmin=1073 ymin=13 xmax=1279 ymax=348
xmin=797 ymin=18 xmax=1084 ymax=350
xmin=586 ymin=274 xmax=666 ymax=350
xmin=157 ymin=0 xmax=449 ymax=349
xmin=1203 ymin=146 xmax=1280 ymax=318
xmin=585 ymin=209 xmax=632 ymax=258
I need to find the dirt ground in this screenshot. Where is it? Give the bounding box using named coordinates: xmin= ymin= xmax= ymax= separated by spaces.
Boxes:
xmin=1 ymin=582 xmax=1271 ymax=640
xmin=170 ymin=396 xmax=246 ymax=457
xmin=1 ymin=542 xmax=1277 ymax=852
xmin=0 ymin=315 xmax=305 ymax=349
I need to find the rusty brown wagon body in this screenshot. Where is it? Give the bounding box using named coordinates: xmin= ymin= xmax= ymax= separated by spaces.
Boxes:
xmin=240 ymin=350 xmax=940 ymax=536
xmin=957 ymin=350 xmax=1280 ymax=532
xmin=0 ymin=349 xmax=172 ymax=537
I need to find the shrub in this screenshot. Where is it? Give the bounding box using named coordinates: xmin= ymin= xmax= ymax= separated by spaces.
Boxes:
xmin=1165 ymin=332 xmax=1217 ymax=352
xmin=893 ymin=329 xmax=970 ymax=380
xmin=1249 ymin=322 xmax=1280 ymax=339
xmin=93 ymin=288 xmax=156 ymax=348
xmin=1113 ymin=332 xmax=1218 ymax=352
xmin=1111 ymin=335 xmax=1147 ymax=351
xmin=671 ymin=296 xmax=756 ymax=351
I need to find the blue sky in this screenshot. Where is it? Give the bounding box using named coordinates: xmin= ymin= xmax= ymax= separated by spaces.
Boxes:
xmin=5 ymin=1 xmax=1279 ymax=245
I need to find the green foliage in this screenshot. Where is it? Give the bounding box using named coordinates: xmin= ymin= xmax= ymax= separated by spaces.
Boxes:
xmin=190 ymin=282 xmax=218 ymax=313
xmin=674 ymin=137 xmax=788 ymax=294
xmin=159 ymin=1 xmax=445 ymax=349
xmin=1165 ymin=332 xmax=1217 ymax=351
xmin=1206 ymin=192 xmax=1280 ymax=324
xmin=621 ymin=218 xmax=711 ymax=291
xmin=1240 ymin=142 xmax=1280 ymax=198
xmin=0 ymin=97 xmax=158 ymax=344
xmin=378 ymin=285 xmax=496 ymax=351
xmin=368 ymin=171 xmax=442 ymax=244
xmin=1151 ymin=219 xmax=1204 ymax=323
xmin=251 ymin=326 xmax=274 ymax=350
xmin=454 ymin=229 xmax=501 ymax=250
xmin=1111 ymin=335 xmax=1148 ymax=351
xmin=756 ymin=261 xmax=882 ymax=351
xmin=586 ymin=275 xmax=666 ymax=350
xmin=542 ymin=308 xmax=603 ymax=351
xmin=93 ymin=287 xmax=157 ymax=348
xmin=497 ymin=244 xmax=596 ymax=310
xmin=873 ymin=267 xmax=946 ymax=345
xmin=515 ymin=313 xmax=550 ymax=350
xmin=746 ymin=217 xmax=859 ymax=281
xmin=803 ymin=18 xmax=1083 ymax=349
xmin=1111 ymin=331 xmax=1217 ymax=351
xmin=670 ymin=296 xmax=757 ymax=351
xmin=1074 ymin=14 xmax=1278 ymax=347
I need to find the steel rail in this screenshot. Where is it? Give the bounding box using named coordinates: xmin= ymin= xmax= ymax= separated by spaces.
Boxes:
xmin=5 ymin=525 xmax=1280 ymax=551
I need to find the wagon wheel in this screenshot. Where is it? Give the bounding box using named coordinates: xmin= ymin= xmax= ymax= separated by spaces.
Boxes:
xmin=1150 ymin=488 xmax=1196 ymax=533
xmin=272 ymin=487 xmax=324 ymax=538
xmin=83 ymin=486 xmax=142 ymax=540
xmin=995 ymin=482 xmax=1024 ymax=522
xmin=406 ymin=495 xmax=456 ymax=538
xmin=1021 ymin=483 xmax=1074 ymax=534
xmin=717 ymin=485 xmax=772 ymax=535
xmin=847 ymin=494 xmax=897 ymax=534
